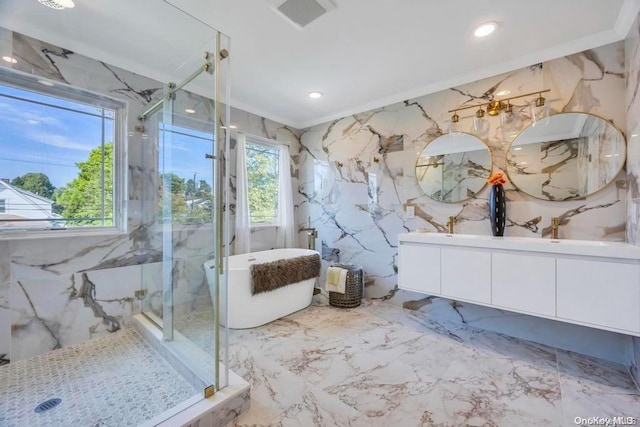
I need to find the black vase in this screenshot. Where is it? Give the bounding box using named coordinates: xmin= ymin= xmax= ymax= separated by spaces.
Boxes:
xmin=489 ymin=184 xmax=506 ymax=236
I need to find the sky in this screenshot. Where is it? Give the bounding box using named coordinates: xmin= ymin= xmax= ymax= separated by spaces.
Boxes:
xmin=0 ymin=84 xmax=214 ymax=190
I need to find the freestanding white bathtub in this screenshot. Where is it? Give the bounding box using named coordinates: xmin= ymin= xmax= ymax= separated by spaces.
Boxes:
xmin=204 ymin=248 xmax=320 ymax=329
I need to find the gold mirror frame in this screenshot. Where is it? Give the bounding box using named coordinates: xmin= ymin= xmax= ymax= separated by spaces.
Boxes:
xmin=415 ymin=132 xmax=493 ymax=203
xmin=505 ymin=112 xmax=626 ymax=201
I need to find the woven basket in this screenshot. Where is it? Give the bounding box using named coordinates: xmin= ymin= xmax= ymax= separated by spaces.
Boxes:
xmin=329 ymin=263 xmax=364 ymax=308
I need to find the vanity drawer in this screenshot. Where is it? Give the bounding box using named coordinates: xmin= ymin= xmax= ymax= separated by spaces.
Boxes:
xmin=492 ymin=252 xmax=556 ymax=316
xmin=441 ymin=247 xmax=491 ymax=304
xmin=398 ymin=243 xmax=441 ymax=295
xmin=556 ymin=258 xmax=640 ymax=333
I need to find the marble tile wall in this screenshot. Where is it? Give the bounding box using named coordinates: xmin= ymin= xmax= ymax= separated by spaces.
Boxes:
xmin=0 ymin=28 xmax=161 ymax=363
xmin=0 ymin=27 xmax=298 ymax=362
xmin=298 ymin=40 xmax=636 ymax=364
xmin=1 ymin=23 xmax=636 ymax=373
xmin=625 ymin=10 xmax=640 ymax=390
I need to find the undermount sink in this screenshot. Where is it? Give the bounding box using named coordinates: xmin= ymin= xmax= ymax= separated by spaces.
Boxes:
xmin=508 ymin=236 xmax=613 ymax=247
xmin=546 ymin=239 xmax=609 ymax=246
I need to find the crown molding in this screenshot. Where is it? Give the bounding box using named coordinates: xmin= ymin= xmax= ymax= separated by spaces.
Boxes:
xmin=614 ymin=0 xmax=640 ymax=37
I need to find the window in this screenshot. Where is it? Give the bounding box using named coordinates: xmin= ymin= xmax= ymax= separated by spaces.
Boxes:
xmin=0 ymin=200 xmax=5 ymax=213
xmin=245 ymin=139 xmax=280 ymax=225
xmin=0 ymin=68 xmax=125 ymax=232
xmin=158 ymin=123 xmax=214 ymax=225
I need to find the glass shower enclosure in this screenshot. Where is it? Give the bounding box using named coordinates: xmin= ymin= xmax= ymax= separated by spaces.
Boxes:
xmin=137 ymin=14 xmax=231 ymax=393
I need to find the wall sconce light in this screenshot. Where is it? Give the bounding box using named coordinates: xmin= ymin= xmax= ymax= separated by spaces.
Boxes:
xmin=336 ymin=161 xmax=344 ymax=168
xmin=500 ymin=100 xmax=522 ymax=140
xmin=449 ymin=111 xmax=460 ymax=135
xmin=487 ymin=100 xmax=504 ymax=116
xmin=448 ymin=89 xmax=550 ymax=138
xmin=472 ymin=107 xmax=490 ymax=138
xmin=530 ymin=93 xmax=549 ymax=127
xmin=372 ymin=156 xmax=380 ymax=164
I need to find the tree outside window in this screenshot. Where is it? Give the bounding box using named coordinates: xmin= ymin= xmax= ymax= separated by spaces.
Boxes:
xmin=245 ymin=142 xmax=279 ymax=224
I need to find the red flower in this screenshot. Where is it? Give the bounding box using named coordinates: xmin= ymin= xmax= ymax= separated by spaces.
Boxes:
xmin=488 ymin=171 xmax=507 ymax=185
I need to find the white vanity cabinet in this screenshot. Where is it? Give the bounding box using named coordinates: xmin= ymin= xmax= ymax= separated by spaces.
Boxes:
xmin=397 ymin=242 xmax=441 ymax=295
xmin=556 ymin=258 xmax=640 ymax=333
xmin=441 ymin=248 xmax=491 ymax=304
xmin=397 ymin=233 xmax=640 ymax=337
xmin=492 ymin=252 xmax=556 ymax=316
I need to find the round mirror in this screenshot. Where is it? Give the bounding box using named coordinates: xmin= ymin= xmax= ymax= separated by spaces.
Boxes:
xmin=416 ymin=132 xmax=492 ymax=203
xmin=506 ymin=113 xmax=625 ymax=201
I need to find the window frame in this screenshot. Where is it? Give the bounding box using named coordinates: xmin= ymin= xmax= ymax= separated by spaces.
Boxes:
xmin=243 ymin=134 xmax=284 ymax=227
xmin=0 ymin=67 xmax=128 ymax=238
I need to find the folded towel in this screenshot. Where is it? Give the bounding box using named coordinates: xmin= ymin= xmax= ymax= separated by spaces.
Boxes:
xmin=326 ymin=267 xmax=348 ymax=294
xmin=326 ymin=267 xmax=341 ymax=286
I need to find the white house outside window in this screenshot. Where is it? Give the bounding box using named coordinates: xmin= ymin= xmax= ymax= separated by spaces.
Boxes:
xmin=0 ymin=68 xmax=125 ymax=232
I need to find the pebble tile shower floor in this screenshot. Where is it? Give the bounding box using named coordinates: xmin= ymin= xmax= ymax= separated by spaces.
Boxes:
xmin=0 ymin=328 xmax=198 ymax=427
xmin=176 ymin=296 xmax=640 ymax=427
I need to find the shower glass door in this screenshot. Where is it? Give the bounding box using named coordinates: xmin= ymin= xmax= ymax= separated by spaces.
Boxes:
xmin=139 ymin=14 xmax=230 ymax=392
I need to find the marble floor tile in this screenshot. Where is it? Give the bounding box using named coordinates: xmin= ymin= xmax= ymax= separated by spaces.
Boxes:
xmin=557 ymin=350 xmax=640 ymax=423
xmin=269 ymin=388 xmax=363 ymax=427
xmin=230 ymin=343 xmax=311 ymax=426
xmin=354 ymin=299 xmax=467 ymax=340
xmin=321 ymin=358 xmax=443 ymax=423
xmin=453 ymin=326 xmax=559 ymax=370
xmin=557 ymin=349 xmax=639 ymax=394
xmin=561 ymin=383 xmax=640 ymax=423
xmin=422 ymin=356 xmax=564 ymax=426
xmin=176 ymin=295 xmax=639 ymax=426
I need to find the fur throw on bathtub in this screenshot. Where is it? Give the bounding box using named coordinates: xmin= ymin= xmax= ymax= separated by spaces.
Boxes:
xmin=250 ymin=254 xmax=321 ymax=295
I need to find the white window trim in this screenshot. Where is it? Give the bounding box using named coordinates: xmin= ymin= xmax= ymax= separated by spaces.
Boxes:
xmin=0 ymin=67 xmax=128 ymax=237
xmin=243 ymin=133 xmax=285 ymax=227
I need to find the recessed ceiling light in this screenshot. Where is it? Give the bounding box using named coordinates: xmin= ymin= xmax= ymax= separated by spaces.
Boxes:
xmin=185 ymin=108 xmax=196 ymax=114
xmin=38 ymin=79 xmax=55 ymax=87
xmin=308 ymin=91 xmax=323 ymax=99
xmin=2 ymin=56 xmax=17 ymax=64
xmin=474 ymin=22 xmax=498 ymax=38
xmin=496 ymin=89 xmax=510 ymax=96
xmin=38 ymin=0 xmax=75 ymax=10
xmin=514 ymin=147 xmax=522 ymax=151
xmin=229 ymin=125 xmax=237 ymax=129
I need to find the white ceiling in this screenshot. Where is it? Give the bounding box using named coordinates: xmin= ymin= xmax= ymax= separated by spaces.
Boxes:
xmin=0 ymin=0 xmax=638 ymax=129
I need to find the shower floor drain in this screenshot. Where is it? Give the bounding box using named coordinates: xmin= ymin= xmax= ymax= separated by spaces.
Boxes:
xmin=34 ymin=398 xmax=62 ymax=413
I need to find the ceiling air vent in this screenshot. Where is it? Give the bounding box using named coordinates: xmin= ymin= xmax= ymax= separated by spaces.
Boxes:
xmin=268 ymin=0 xmax=336 ymax=29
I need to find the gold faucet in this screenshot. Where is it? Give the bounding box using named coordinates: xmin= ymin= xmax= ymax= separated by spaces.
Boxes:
xmin=447 ymin=216 xmax=456 ymax=234
xmin=551 ymin=217 xmax=559 ymax=239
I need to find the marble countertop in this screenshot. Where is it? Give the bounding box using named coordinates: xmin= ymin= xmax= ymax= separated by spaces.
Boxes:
xmin=398 ymin=232 xmax=640 ymax=260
